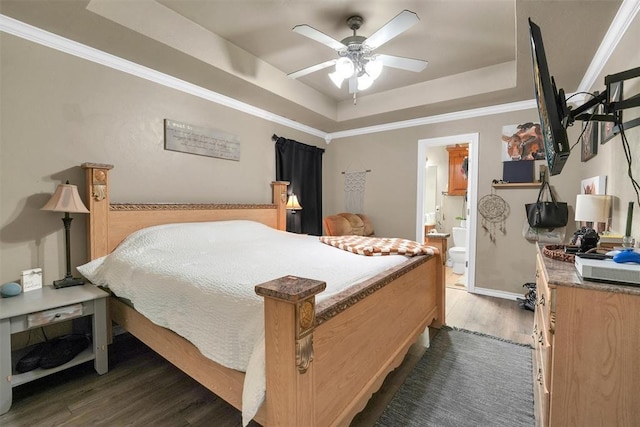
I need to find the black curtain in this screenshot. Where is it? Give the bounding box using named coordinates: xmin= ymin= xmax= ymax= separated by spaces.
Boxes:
xmin=275 ymin=137 xmax=325 ymax=235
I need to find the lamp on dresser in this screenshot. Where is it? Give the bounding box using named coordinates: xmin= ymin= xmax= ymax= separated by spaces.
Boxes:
xmin=573 ymin=194 xmax=611 ymax=252
xmin=41 ymin=181 xmax=90 ymax=288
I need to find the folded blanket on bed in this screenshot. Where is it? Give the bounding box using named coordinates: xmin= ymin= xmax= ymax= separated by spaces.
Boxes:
xmin=320 ymin=235 xmax=438 ymax=256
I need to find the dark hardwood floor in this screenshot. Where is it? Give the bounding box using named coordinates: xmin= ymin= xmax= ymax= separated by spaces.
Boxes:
xmin=1 ymin=285 xmax=533 ymax=426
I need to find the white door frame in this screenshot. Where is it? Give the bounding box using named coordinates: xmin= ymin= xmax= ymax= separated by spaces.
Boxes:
xmin=416 ymin=133 xmax=479 ymax=293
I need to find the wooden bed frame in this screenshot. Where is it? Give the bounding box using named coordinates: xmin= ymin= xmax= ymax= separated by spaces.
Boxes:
xmin=81 ymin=162 xmax=445 ymax=426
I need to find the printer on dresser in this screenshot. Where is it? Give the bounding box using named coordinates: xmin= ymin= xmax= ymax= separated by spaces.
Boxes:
xmin=533 ymin=245 xmax=640 ymax=426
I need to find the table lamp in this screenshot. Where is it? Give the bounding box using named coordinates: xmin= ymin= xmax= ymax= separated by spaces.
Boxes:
xmin=574 ymin=194 xmax=611 ymax=252
xmin=286 ymin=193 xmax=302 ymax=214
xmin=41 ymin=181 xmax=90 ymax=288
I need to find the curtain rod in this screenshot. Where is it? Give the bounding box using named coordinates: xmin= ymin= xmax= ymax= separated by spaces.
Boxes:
xmin=341 ymin=170 xmax=372 ymax=174
xmin=271 ymin=134 xmax=279 ymax=141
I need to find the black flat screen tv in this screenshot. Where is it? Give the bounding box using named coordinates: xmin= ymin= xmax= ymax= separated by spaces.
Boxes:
xmin=528 ymin=19 xmax=571 ymax=176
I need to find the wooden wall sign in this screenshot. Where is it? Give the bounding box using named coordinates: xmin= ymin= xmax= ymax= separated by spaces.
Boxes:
xmin=164 ymin=119 xmax=240 ymax=161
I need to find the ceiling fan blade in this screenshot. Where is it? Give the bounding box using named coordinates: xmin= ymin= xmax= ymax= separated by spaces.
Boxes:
xmin=364 ymin=10 xmax=420 ymax=50
xmin=377 ymin=54 xmax=428 ymax=72
xmin=292 ymin=24 xmax=346 ymax=51
xmin=287 ymin=60 xmax=336 ymax=79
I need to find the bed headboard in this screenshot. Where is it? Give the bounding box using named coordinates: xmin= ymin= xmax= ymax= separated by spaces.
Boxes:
xmin=81 ymin=163 xmax=288 ymax=260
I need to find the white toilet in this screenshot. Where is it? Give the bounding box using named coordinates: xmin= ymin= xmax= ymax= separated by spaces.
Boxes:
xmin=449 ymin=227 xmax=467 ymax=275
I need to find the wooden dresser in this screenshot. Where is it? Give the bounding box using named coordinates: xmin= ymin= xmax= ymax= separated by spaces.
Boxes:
xmin=534 ymin=245 xmax=640 ymax=426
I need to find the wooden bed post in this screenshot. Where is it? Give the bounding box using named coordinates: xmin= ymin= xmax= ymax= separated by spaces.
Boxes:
xmin=81 ymin=163 xmax=114 ymax=260
xmin=255 ymin=276 xmax=326 ymax=426
xmin=271 ymin=181 xmax=289 ymax=231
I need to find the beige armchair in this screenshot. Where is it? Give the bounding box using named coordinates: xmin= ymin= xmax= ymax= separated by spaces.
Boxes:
xmin=322 ymin=212 xmax=374 ymax=236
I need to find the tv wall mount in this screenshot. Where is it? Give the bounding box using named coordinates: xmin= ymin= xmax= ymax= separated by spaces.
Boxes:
xmin=565 ymin=66 xmax=640 ymax=133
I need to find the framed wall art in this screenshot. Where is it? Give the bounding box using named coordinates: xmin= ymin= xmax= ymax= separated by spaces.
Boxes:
xmin=601 ymin=81 xmax=623 ymax=144
xmin=580 ymin=115 xmax=598 ymax=162
xmin=164 ymin=119 xmax=240 ymax=161
xmin=500 ymin=122 xmax=544 ymax=161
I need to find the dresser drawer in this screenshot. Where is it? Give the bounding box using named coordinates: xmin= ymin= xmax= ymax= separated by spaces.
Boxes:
xmin=536 ymin=254 xmax=555 ymax=333
xmin=534 ymin=363 xmax=550 ymax=427
xmin=27 ymin=303 xmax=83 ymax=328
xmin=533 ymin=283 xmax=552 ymax=427
xmin=534 ymin=308 xmax=552 ymax=380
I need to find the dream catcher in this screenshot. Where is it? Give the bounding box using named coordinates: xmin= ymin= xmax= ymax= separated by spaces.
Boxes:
xmin=478 ymin=189 xmax=510 ymax=242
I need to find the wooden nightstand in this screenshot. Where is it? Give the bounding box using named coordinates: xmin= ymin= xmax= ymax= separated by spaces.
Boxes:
xmin=0 ymin=284 xmax=109 ymax=414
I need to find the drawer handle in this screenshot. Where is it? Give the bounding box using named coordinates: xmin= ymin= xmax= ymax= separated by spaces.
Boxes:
xmin=54 ymin=313 xmax=62 ymax=318
xmin=535 ymin=270 xmax=540 ymax=279
xmin=537 ymin=369 xmax=543 ymax=385
xmin=538 ymin=294 xmax=546 ymax=306
xmin=538 ymin=331 xmax=544 ymax=345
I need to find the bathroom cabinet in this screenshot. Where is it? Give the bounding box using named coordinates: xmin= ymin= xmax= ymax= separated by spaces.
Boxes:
xmin=424 ymin=232 xmax=449 ymax=265
xmin=446 ymin=145 xmax=468 ymax=196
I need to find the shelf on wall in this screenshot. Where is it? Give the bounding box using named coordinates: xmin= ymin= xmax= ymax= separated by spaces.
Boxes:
xmin=492 ymin=182 xmax=542 ymax=189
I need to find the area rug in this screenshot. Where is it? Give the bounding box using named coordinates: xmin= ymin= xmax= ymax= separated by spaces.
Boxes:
xmin=376 ymin=326 xmax=534 ymax=426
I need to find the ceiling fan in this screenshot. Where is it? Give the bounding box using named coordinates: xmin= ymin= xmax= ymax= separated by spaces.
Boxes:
xmin=288 ymin=10 xmax=428 ymax=102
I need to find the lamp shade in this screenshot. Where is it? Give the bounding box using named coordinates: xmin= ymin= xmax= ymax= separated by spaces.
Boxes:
xmin=41 ymin=183 xmax=89 ymax=213
xmin=365 ymin=58 xmax=383 ymax=80
xmin=286 ymin=193 xmax=302 ymax=210
xmin=575 ymin=194 xmax=611 ymax=223
xmin=357 ymin=74 xmax=374 ymax=91
xmin=335 ymin=57 xmax=354 ymax=79
xmin=329 ymin=71 xmax=344 ymax=88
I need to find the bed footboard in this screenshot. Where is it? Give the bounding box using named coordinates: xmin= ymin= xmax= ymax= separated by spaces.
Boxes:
xmin=256 ymin=276 xmax=327 ymax=425
xmin=256 ymin=253 xmax=443 ymax=426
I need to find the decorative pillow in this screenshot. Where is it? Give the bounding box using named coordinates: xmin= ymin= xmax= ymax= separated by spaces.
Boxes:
xmin=323 ymin=215 xmax=352 ymax=236
xmin=356 ymin=213 xmax=375 ymax=236
xmin=323 ymin=213 xmax=375 ymax=236
xmin=337 ymin=213 xmax=365 ymax=236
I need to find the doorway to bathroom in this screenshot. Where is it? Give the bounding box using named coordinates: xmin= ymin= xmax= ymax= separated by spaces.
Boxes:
xmin=416 ymin=133 xmax=478 ymax=293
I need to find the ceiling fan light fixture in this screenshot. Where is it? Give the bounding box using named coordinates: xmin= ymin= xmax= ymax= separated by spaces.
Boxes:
xmin=335 ymin=57 xmax=355 ymax=79
xmin=329 ymin=71 xmax=344 ymax=88
xmin=357 ymin=74 xmax=374 ymax=91
xmin=290 ymin=10 xmax=426 ymax=102
xmin=365 ymin=58 xmax=383 ymax=80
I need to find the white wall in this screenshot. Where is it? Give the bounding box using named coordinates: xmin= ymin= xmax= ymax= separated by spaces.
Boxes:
xmin=2 ymin=12 xmax=638 ymax=298
xmin=581 ymin=13 xmax=640 ymax=238
xmin=0 ymin=33 xmax=325 ymax=286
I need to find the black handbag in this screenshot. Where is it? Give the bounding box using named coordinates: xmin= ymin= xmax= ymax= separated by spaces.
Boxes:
xmin=525 ymin=180 xmax=568 ymax=230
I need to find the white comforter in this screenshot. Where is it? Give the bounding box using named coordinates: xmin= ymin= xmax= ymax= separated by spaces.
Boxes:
xmin=78 ymin=220 xmax=408 ymax=424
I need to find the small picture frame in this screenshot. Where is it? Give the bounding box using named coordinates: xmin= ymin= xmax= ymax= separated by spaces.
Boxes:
xmin=21 ymin=268 xmax=43 ymax=292
xmin=581 ymin=118 xmax=598 ymax=162
xmin=601 ymin=81 xmax=623 ymax=144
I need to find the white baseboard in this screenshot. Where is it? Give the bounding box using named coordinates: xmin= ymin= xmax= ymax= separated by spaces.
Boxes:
xmin=469 ymin=287 xmax=524 ymax=301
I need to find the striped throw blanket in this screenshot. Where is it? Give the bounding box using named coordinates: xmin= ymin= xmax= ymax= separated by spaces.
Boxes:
xmin=319 ymin=235 xmax=438 ymax=257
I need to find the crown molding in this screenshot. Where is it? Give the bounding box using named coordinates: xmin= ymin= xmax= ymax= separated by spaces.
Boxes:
xmin=2 ymin=1 xmax=636 ymax=143
xmin=577 ymin=0 xmax=640 ymax=95
xmin=326 ymin=100 xmax=537 ymax=141
xmin=0 ymin=14 xmax=326 ymax=140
